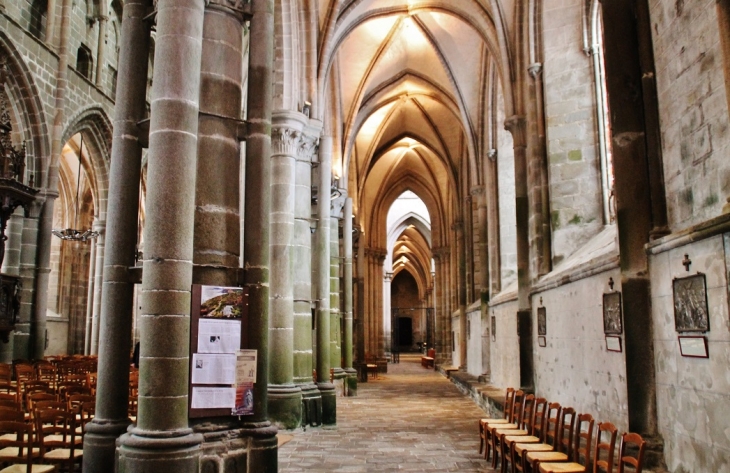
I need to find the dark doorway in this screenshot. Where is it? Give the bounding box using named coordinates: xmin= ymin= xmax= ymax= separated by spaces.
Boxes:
xmin=397 ymin=317 xmax=412 ymax=347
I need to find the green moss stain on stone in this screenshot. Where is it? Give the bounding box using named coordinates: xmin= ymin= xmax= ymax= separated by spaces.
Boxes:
xmin=704 ymin=194 xmax=718 ymax=207
xmin=568 ymin=214 xmax=583 ymax=225
xmin=568 ymin=149 xmax=582 ymax=161
xmin=681 ymin=188 xmax=694 ymax=206
xmin=551 ymin=211 xmax=560 ymax=229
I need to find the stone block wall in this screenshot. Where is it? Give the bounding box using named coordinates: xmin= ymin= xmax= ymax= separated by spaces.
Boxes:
xmin=649 ymin=0 xmax=730 ymax=230
xmin=648 ymin=230 xmax=730 ymax=473
xmin=466 ymin=308 xmax=481 ymax=375
xmin=497 ymin=86 xmax=517 ymax=289
xmin=543 ymin=0 xmax=604 ymax=265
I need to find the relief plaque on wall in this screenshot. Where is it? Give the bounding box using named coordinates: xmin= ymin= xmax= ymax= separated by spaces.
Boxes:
xmin=537 ymin=307 xmax=546 ymax=336
xmin=491 ymin=316 xmax=496 ymax=341
xmin=602 ymin=292 xmax=623 ymax=335
xmin=672 ymin=273 xmax=710 ymax=332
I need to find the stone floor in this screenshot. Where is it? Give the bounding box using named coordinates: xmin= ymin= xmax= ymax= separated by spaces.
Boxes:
xmin=278 ymin=354 xmax=496 ymax=472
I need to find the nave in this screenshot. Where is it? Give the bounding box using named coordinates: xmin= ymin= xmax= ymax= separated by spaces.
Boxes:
xmin=279 ymin=354 xmax=491 ymax=473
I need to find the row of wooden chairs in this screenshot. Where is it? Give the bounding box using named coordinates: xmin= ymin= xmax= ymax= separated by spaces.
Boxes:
xmin=479 ymin=388 xmax=646 ymax=473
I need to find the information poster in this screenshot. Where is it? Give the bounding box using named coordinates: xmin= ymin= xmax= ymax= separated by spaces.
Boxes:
xmin=191 ymin=353 xmax=236 ymax=385
xmin=191 ymin=387 xmax=236 ymax=409
xmin=198 ymin=319 xmax=241 ymax=354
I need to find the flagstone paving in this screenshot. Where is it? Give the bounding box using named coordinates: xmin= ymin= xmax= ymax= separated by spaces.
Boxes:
xmin=278 ymin=354 xmax=497 ymax=472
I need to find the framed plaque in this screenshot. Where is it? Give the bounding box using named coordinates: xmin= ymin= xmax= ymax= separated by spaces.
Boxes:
xmin=537 ymin=307 xmax=547 ymax=336
xmin=605 ymin=336 xmax=622 ymax=353
xmin=602 ymin=292 xmax=623 ymax=334
xmin=538 ymin=336 xmax=546 ymax=347
xmin=672 ymin=273 xmax=709 ymax=332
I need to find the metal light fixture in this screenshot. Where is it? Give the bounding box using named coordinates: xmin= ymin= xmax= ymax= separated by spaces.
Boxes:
xmin=52 ymin=134 xmax=98 ymax=242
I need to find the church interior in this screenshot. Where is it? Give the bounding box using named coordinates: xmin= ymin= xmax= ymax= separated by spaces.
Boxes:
xmin=0 ymin=0 xmax=728 ymax=471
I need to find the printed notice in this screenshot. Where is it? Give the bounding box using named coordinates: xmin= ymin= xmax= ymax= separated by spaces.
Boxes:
xmin=191 ymin=353 xmax=236 ymax=385
xmin=191 ymin=387 xmax=235 ymax=409
xmin=235 ymin=349 xmax=257 ymax=384
xmin=198 ymin=319 xmax=241 ymax=354
xmin=233 ymin=382 xmax=254 ymax=416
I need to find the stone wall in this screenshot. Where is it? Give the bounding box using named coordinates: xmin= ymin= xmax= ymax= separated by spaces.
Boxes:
xmin=466 ymin=306 xmax=481 ymax=374
xmin=543 ymin=0 xmax=604 ymax=265
xmin=487 ymin=296 xmax=520 ymax=389
xmin=531 ymin=268 xmax=628 ymax=432
xmin=649 ymin=0 xmax=730 ymax=230
xmin=497 ymin=85 xmax=517 ymax=289
xmin=648 ymin=226 xmax=730 ymax=473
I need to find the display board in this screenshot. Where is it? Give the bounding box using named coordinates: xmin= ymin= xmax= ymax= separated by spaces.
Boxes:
xmin=188 ymin=284 xmax=254 ymax=418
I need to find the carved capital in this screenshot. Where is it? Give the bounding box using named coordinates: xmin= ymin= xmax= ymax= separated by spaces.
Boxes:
xmin=431 ymin=246 xmax=450 ymax=259
xmin=298 ymin=134 xmax=319 ymax=163
xmin=504 ymin=115 xmax=527 ymax=147
xmin=487 ymin=148 xmax=498 ymax=161
xmin=271 ymin=127 xmax=303 ymax=157
xmin=451 ymin=220 xmax=463 ymax=232
xmin=470 ymin=185 xmax=485 ymax=196
xmin=205 ymin=0 xmax=249 ymax=17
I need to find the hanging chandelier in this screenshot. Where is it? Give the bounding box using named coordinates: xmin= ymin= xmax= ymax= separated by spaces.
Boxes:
xmin=51 ymin=134 xmax=98 ymax=242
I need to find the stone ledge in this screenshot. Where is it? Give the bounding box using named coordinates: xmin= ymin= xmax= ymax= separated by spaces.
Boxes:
xmin=441 ymin=368 xmax=507 ymax=419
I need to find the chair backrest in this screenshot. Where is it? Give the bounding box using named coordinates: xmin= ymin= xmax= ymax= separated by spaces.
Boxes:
xmin=520 ymin=394 xmax=536 ymax=432
xmin=36 ymin=407 xmax=77 ymax=458
xmin=509 ymin=390 xmax=525 ymax=424
xmin=573 ymin=413 xmax=595 ymax=466
xmin=501 ymin=387 xmax=516 ymax=420
xmin=532 ymin=397 xmax=548 ymax=440
xmin=618 ymin=432 xmax=645 ymax=473
xmin=68 ymin=394 xmax=95 ymax=414
xmin=544 ymin=402 xmax=562 ymax=446
xmin=557 ymin=406 xmax=576 ymax=458
xmin=27 ymin=392 xmax=56 ymax=414
xmin=0 ymin=420 xmax=36 ymax=473
xmin=593 ymin=422 xmax=618 ymax=473
xmin=0 ymin=364 xmax=11 ymax=383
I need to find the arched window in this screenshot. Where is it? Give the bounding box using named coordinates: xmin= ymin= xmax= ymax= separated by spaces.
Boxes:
xmin=76 ymin=44 xmax=93 ymax=80
xmin=29 ymin=0 xmax=48 ymax=40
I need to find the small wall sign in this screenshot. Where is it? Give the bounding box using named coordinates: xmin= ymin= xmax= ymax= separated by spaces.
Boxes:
xmin=672 ymin=273 xmax=709 ymax=332
xmin=537 ymin=307 xmax=546 ymax=336
xmin=605 ymin=336 xmax=622 ymax=352
xmin=538 ymin=336 xmax=546 ymax=347
xmin=678 ymin=336 xmax=709 ymax=358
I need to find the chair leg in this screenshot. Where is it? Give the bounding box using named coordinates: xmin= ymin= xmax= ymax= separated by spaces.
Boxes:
xmin=479 ymin=421 xmax=484 ymax=454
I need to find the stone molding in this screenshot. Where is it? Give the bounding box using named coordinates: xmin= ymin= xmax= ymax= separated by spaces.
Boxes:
xmin=528 ymin=62 xmax=542 ymax=78
xmin=431 ymin=246 xmax=450 ymax=259
xmin=271 ymin=126 xmax=302 ymax=156
xmin=298 ymin=134 xmax=319 ymax=163
xmin=504 ymin=115 xmax=527 ymax=147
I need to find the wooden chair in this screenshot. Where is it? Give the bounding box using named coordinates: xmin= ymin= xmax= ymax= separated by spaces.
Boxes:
xmin=479 ymin=388 xmax=515 ymax=457
xmin=490 ymin=393 xmax=535 ymax=469
xmin=0 ymin=419 xmax=56 ymax=473
xmin=618 ymin=432 xmax=645 ymax=473
xmin=513 ymin=402 xmax=562 ymax=473
xmin=85 ymin=372 xmax=97 ymax=396
xmin=539 ymin=421 xmax=617 ymax=473
xmin=484 ymin=390 xmax=525 ymax=462
xmin=67 ymin=395 xmax=95 ymax=431
xmin=26 ymin=394 xmax=56 ymax=421
xmin=525 ymin=406 xmax=576 ymax=471
xmin=35 ymin=408 xmax=83 ymax=472
xmin=0 ymin=364 xmax=12 ymax=384
xmin=500 ymin=396 xmax=547 ymax=473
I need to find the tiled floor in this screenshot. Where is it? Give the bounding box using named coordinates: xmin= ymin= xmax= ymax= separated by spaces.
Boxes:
xmin=278 ymin=354 xmax=496 ymax=472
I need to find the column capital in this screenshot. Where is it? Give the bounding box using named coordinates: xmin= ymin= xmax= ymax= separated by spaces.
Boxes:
xmin=528 ymin=62 xmax=543 ymax=79
xmin=451 ymin=220 xmax=464 ymax=233
xmin=504 ymin=115 xmax=527 ymax=148
xmin=432 ymin=246 xmax=450 ymax=259
xmin=271 ymin=126 xmax=303 ymax=156
xmin=298 ymin=134 xmax=319 ymax=163
xmin=470 ymin=185 xmax=485 ymax=196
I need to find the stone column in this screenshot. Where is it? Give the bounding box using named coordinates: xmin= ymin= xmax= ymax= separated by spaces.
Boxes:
xmin=293 ymin=124 xmax=320 ymax=424
xmin=315 ymin=136 xmax=335 ymax=426
xmin=329 ymin=215 xmax=344 ymax=383
xmin=472 ymin=185 xmax=490 ymax=377
xmin=82 ymin=0 xmax=149 ymax=469
xmin=383 ymin=271 xmax=392 ymax=355
xmin=718 ymin=0 xmax=730 ymax=212
xmin=14 ymin=202 xmax=41 ymax=360
xmin=601 ymin=3 xmax=661 ymax=462
xmin=0 ymin=209 xmax=23 ymax=362
xmin=505 ymin=115 xmax=534 ymax=392
xmin=83 ymin=238 xmax=96 ymax=355
xmin=117 ymin=0 xmax=205 ymax=471
xmin=95 ymin=16 xmax=108 ymax=88
xmin=241 ymin=0 xmax=278 ymax=468
xmin=355 ymin=227 xmax=365 ymax=374
xmin=342 ymin=198 xmax=356 ymax=394
xmin=89 ymin=223 xmax=105 ymax=355
xmin=454 ymin=221 xmax=467 ymax=370
xmin=485 ymin=149 xmax=501 ymax=295
xmin=268 ymin=111 xmax=306 ymax=429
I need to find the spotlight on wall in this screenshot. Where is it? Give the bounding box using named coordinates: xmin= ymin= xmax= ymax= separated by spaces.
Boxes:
xmin=309 ymin=219 xmax=317 ymax=234
xmin=331 ymin=177 xmax=341 ymax=199
xmin=302 ymin=101 xmax=311 ymax=118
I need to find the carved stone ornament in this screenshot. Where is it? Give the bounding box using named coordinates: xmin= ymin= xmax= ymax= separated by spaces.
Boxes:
xmin=298 ymin=135 xmax=319 ymax=163
xmin=271 ymin=127 xmax=302 ymax=156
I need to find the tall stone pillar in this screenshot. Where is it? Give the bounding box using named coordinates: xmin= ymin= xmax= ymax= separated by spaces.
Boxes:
xmin=485 ymin=149 xmax=501 ymax=295
xmin=117 ymin=0 xmax=205 ymax=471
xmin=383 ymin=271 xmax=392 ymax=357
xmin=83 ymin=238 xmax=96 ymax=355
xmin=14 ymin=202 xmax=41 ymax=360
xmin=0 ymin=209 xmax=23 ymax=362
xmin=376 ymin=249 xmax=387 ymax=359
xmin=293 ymin=124 xmax=320 ymax=424
xmin=454 ymin=221 xmax=467 ymax=370
xmin=89 ymin=223 xmax=105 ymax=355
xmin=95 ymin=15 xmax=108 ymax=88
xmin=431 ymin=251 xmax=443 ymax=361
xmin=505 ymin=115 xmax=534 ymax=392
xmin=342 ymin=198 xmax=356 ymax=394
xmin=241 ymin=0 xmax=278 ymax=469
xmin=315 ymin=136 xmax=335 ymax=426
xmin=472 ymin=186 xmax=491 ymax=378
xmin=82 ymin=0 xmax=150 ymax=469
xmin=329 ymin=215 xmax=344 ymax=383
xmin=268 ymin=111 xmax=306 ymax=429
xmin=355 ymin=226 xmax=365 ymax=373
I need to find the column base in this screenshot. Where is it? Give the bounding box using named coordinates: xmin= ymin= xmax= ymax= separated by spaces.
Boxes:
xmin=317 ymin=382 xmax=336 ymax=428
xmin=344 ymin=368 xmax=357 ymax=396
xmin=298 ymin=382 xmax=322 ymax=427
xmin=267 ymin=384 xmax=302 ymax=430
xmin=82 ymin=417 xmax=132 ymax=473
xmin=195 ymin=421 xmax=278 ymax=473
xmin=118 ymin=427 xmax=203 ymax=473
